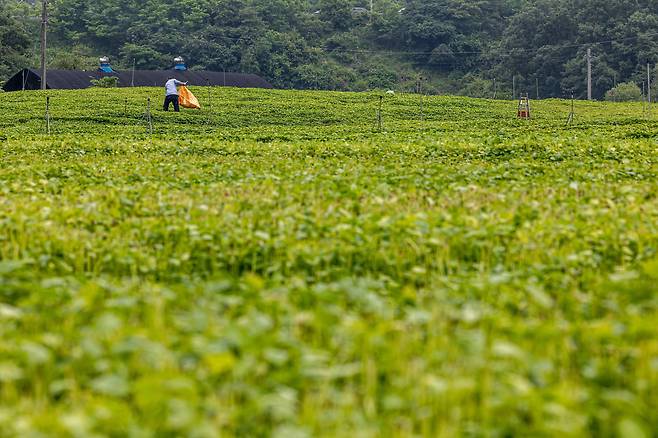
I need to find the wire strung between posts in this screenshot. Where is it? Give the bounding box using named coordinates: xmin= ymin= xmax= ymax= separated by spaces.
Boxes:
xmin=194 ymin=31 xmax=658 ymax=59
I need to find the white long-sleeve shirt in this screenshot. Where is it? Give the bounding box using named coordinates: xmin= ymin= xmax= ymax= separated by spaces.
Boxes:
xmin=165 ymin=79 xmax=186 ymax=96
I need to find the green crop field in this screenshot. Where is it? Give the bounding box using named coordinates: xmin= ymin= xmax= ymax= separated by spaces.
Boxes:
xmin=0 ymin=87 xmax=657 ymax=437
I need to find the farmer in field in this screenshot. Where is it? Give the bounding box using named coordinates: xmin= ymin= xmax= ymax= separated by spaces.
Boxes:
xmin=163 ymin=77 xmax=188 ymax=112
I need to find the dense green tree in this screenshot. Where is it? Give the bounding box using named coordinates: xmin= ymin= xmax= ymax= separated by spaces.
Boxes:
xmin=0 ymin=0 xmax=31 ymax=81
xmin=318 ymin=0 xmax=354 ymax=31
xmin=498 ymin=0 xmax=658 ymax=99
xmin=5 ymin=0 xmax=658 ymax=97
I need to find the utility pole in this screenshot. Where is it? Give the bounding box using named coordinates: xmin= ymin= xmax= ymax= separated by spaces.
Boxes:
xmin=512 ymin=75 xmax=516 ymax=100
xmin=536 ymin=77 xmax=539 ymax=100
xmin=612 ymin=72 xmax=617 ymax=102
xmin=587 ymin=48 xmax=592 ymax=101
xmin=648 ymin=63 xmax=652 ymax=104
xmin=40 ymin=0 xmax=48 ymax=90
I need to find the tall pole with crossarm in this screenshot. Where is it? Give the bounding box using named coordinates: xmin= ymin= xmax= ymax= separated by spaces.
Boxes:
xmin=40 ymin=0 xmax=48 ymax=90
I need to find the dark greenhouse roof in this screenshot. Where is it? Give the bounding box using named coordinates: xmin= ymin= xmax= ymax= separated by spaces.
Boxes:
xmin=2 ymin=68 xmax=273 ymax=92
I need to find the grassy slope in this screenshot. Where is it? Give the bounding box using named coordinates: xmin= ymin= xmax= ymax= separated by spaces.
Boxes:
xmin=0 ymin=88 xmax=657 ymax=437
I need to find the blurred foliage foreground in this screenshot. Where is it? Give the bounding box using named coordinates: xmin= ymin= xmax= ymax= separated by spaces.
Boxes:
xmin=0 ymin=88 xmax=657 ymax=437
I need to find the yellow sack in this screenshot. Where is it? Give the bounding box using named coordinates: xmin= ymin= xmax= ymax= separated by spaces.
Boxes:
xmin=178 ymin=86 xmax=201 ymax=109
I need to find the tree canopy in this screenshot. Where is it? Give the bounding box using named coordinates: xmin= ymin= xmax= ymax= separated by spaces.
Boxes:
xmin=0 ymin=0 xmax=31 ymax=82
xmin=3 ymin=0 xmax=658 ymax=98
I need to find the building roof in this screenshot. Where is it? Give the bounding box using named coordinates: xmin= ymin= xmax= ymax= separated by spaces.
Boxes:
xmin=2 ymin=68 xmax=273 ymax=92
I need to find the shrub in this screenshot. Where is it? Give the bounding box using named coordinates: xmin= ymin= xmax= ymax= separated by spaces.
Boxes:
xmin=358 ymin=62 xmax=398 ymax=91
xmin=295 ymin=62 xmax=356 ymax=90
xmin=90 ymin=77 xmax=119 ymax=88
xmin=605 ymin=82 xmax=642 ymax=102
xmin=460 ymin=74 xmax=495 ymax=99
xmin=50 ymin=46 xmax=98 ymax=71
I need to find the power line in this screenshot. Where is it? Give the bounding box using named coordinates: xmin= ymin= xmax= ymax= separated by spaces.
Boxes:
xmin=318 ymin=31 xmax=658 ymax=58
xmin=201 ymin=30 xmax=658 ymax=64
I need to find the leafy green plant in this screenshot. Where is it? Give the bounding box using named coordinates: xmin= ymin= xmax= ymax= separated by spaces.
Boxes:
xmin=49 ymin=45 xmax=98 ymax=71
xmin=90 ymin=76 xmax=119 ymax=88
xmin=605 ymin=82 xmax=642 ymax=102
xmin=0 ymin=87 xmax=656 ymax=436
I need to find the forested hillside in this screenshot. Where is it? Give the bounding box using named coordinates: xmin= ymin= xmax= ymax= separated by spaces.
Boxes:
xmin=4 ymin=0 xmax=658 ymax=99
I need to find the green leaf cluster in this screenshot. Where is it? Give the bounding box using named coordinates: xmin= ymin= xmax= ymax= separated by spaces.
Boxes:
xmin=605 ymin=82 xmax=643 ymax=102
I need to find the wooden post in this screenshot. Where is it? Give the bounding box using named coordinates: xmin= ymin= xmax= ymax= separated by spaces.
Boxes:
xmin=493 ymin=78 xmax=497 ymax=99
xmin=567 ymin=91 xmax=575 ymax=125
xmin=377 ymin=95 xmax=383 ymax=131
xmin=147 ymin=98 xmax=153 ymax=135
xmin=413 ymin=76 xmax=423 ymax=129
xmin=587 ymin=48 xmax=592 ymax=100
xmin=131 ymin=58 xmax=136 ymax=87
xmin=40 ymin=0 xmax=48 ymax=90
xmin=45 ymin=96 xmax=51 ymax=134
xmin=536 ymin=77 xmax=539 ymax=100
